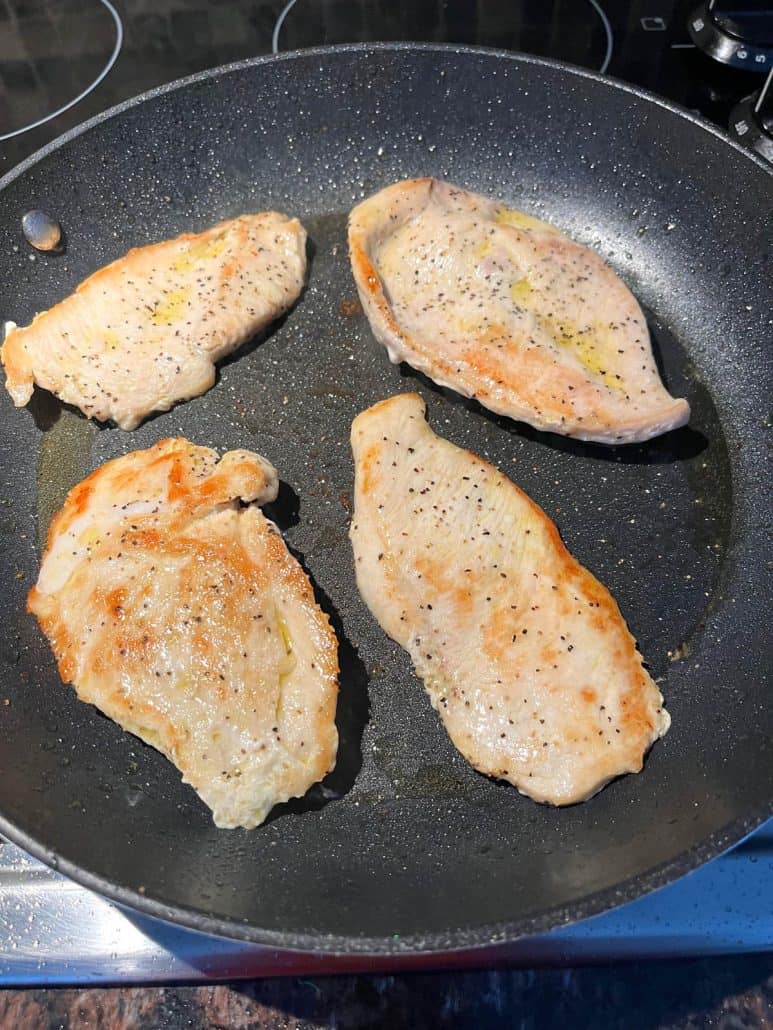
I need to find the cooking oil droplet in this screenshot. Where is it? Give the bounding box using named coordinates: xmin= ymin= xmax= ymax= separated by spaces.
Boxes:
xmin=22 ymin=210 xmax=61 ymax=251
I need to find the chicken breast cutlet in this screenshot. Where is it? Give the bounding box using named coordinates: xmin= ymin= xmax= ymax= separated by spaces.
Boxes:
xmin=29 ymin=438 xmax=339 ymax=828
xmin=2 ymin=213 xmax=307 ymax=430
xmin=350 ymin=394 xmax=669 ymax=804
xmin=349 ymin=179 xmax=689 ymax=444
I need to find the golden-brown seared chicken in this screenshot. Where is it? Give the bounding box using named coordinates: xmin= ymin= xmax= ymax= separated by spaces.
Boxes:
xmin=349 ymin=179 xmax=689 ymax=444
xmin=2 ymin=213 xmax=307 ymax=429
xmin=350 ymin=394 xmax=669 ymax=804
xmin=29 ymin=438 xmax=339 ymax=828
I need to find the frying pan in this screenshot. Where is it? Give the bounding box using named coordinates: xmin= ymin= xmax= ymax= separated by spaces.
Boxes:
xmin=0 ymin=45 xmax=770 ymax=955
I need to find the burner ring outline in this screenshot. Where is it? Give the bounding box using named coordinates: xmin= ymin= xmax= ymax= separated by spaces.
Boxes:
xmin=0 ymin=0 xmax=124 ymax=143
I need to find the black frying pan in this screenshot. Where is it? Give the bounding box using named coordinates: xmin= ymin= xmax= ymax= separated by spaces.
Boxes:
xmin=0 ymin=45 xmax=770 ymax=954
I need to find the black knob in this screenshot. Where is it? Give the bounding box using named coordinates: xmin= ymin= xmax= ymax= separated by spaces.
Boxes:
xmin=688 ymin=0 xmax=773 ymax=71
xmin=729 ymin=68 xmax=773 ymax=160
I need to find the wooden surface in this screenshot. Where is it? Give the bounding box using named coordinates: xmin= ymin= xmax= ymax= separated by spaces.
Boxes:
xmin=1 ymin=955 xmax=772 ymax=1028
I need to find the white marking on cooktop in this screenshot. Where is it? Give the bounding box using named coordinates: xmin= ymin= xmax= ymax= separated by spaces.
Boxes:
xmin=588 ymin=0 xmax=614 ymax=74
xmin=0 ymin=0 xmax=123 ymax=142
xmin=272 ymin=0 xmax=614 ymax=75
xmin=273 ymin=0 xmax=300 ymax=55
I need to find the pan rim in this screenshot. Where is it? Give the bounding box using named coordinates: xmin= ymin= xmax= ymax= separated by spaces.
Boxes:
xmin=2 ymin=41 xmax=772 ymax=196
xmin=0 ymin=807 xmax=769 ymax=954
xmin=0 ymin=43 xmax=771 ymax=955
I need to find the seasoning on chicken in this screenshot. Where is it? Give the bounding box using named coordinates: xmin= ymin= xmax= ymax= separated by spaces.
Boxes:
xmin=29 ymin=438 xmax=339 ymax=829
xmin=349 ymin=179 xmax=689 ymax=444
xmin=350 ymin=393 xmax=670 ymax=804
xmin=3 ymin=213 xmax=307 ymax=430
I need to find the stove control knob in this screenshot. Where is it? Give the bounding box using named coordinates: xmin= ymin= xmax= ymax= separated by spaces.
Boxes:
xmin=688 ymin=0 xmax=773 ymax=71
xmin=729 ymin=68 xmax=773 ymax=160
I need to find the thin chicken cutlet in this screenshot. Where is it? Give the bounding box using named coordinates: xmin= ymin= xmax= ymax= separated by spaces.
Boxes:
xmin=29 ymin=438 xmax=339 ymax=828
xmin=2 ymin=213 xmax=307 ymax=429
xmin=350 ymin=394 xmax=669 ymax=804
xmin=349 ymin=179 xmax=689 ymax=444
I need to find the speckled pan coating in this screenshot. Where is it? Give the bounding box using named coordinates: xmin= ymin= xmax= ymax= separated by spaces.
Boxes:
xmin=0 ymin=45 xmax=769 ymax=955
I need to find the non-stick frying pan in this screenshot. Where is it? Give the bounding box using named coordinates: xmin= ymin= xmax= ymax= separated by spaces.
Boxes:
xmin=0 ymin=45 xmax=770 ymax=954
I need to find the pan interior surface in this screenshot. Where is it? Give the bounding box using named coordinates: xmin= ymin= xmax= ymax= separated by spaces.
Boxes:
xmin=0 ymin=47 xmax=770 ymax=953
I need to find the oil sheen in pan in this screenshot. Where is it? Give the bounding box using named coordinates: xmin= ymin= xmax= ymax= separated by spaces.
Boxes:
xmin=33 ymin=208 xmax=731 ymax=706
xmin=20 ymin=200 xmax=733 ymax=933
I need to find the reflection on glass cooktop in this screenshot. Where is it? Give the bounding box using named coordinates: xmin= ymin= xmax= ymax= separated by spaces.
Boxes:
xmin=0 ymin=0 xmax=283 ymax=169
xmin=0 ymin=0 xmax=121 ymax=141
xmin=276 ymin=0 xmax=610 ymax=71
